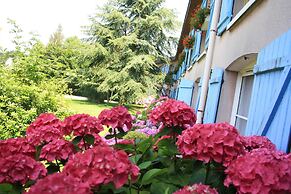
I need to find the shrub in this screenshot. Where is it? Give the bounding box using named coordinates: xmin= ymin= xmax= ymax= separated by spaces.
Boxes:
xmin=0 ymin=99 xmax=290 ymax=194
xmin=0 ymin=67 xmax=70 ymax=139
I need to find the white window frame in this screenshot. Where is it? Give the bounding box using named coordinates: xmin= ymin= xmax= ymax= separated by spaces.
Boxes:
xmin=227 ymin=0 xmax=257 ymax=30
xmin=230 ymin=64 xmax=254 ymax=127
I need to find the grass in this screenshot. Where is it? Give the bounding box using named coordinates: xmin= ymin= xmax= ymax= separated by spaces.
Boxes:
xmin=65 ymin=99 xmax=144 ymax=117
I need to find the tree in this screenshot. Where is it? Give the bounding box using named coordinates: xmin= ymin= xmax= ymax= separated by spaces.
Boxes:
xmin=85 ymin=0 xmax=179 ymax=103
xmin=49 ymin=24 xmax=65 ymax=45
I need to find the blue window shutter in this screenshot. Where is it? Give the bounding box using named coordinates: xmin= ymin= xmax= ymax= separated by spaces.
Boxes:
xmin=195 ymin=78 xmax=203 ymax=113
xmin=203 ymin=68 xmax=224 ymax=123
xmin=182 ymin=57 xmax=187 ymax=74
xmin=217 ymin=0 xmax=234 ymax=35
xmin=192 ymin=31 xmax=202 ymax=62
xmin=202 ymin=0 xmax=207 ymax=8
xmin=205 ymin=0 xmax=214 ymax=48
xmin=172 ymin=73 xmax=176 ymax=81
xmin=177 ymin=79 xmax=195 ymax=106
xmin=245 ymin=30 xmax=291 ymax=152
xmin=178 ymin=67 xmax=181 ymax=79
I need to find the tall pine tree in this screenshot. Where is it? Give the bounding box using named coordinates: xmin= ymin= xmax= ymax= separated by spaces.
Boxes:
xmin=85 ymin=0 xmax=179 ymax=103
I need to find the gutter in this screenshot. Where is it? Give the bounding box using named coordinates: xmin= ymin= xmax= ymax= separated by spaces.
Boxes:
xmin=196 ymin=0 xmax=222 ymax=123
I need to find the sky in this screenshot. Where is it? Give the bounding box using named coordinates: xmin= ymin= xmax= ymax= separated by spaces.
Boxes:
xmin=0 ymin=0 xmax=188 ymax=50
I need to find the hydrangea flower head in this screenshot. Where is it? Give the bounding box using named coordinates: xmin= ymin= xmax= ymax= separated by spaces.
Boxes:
xmin=26 ymin=113 xmax=63 ymax=145
xmin=0 ymin=154 xmax=46 ymax=184
xmin=174 ymin=183 xmax=218 ymax=194
xmin=149 ymin=99 xmax=196 ymax=129
xmin=62 ymin=114 xmax=103 ymax=136
xmin=26 ymin=173 xmax=92 ymax=194
xmin=225 ymin=149 xmax=291 ymax=194
xmin=40 ymin=139 xmax=75 ymax=162
xmin=241 ymin=135 xmax=276 ymax=152
xmin=123 ymin=131 xmax=148 ymax=140
xmin=98 ymin=106 xmax=133 ymax=130
xmin=0 ymin=137 xmax=35 ymax=158
xmin=177 ymin=123 xmax=244 ymax=166
xmin=63 ymin=145 xmax=139 ymax=189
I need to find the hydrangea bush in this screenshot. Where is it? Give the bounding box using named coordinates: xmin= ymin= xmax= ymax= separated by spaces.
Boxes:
xmin=0 ymin=98 xmax=290 ymax=194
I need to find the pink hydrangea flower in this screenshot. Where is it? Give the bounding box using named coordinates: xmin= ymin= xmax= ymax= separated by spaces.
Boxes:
xmin=241 ymin=135 xmax=276 ymax=152
xmin=26 ymin=173 xmax=92 ymax=194
xmin=62 ymin=114 xmax=103 ymax=136
xmin=40 ymin=139 xmax=75 ymax=162
xmin=26 ymin=113 xmax=63 ymax=145
xmin=149 ymin=99 xmax=196 ymax=129
xmin=98 ymin=106 xmax=133 ymax=130
xmin=0 ymin=154 xmax=47 ymax=184
xmin=174 ymin=183 xmax=218 ymax=194
xmin=63 ymin=145 xmax=139 ymax=189
xmin=225 ymin=149 xmax=291 ymax=194
xmin=177 ymin=123 xmax=245 ymax=166
xmin=0 ymin=137 xmax=35 ymax=158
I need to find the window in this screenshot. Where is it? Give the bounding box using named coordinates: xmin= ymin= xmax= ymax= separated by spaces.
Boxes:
xmin=233 ymin=0 xmax=250 ymax=17
xmin=234 ymin=74 xmax=254 ymax=134
xmin=231 ymin=63 xmax=254 ymax=135
xmin=199 ymin=32 xmax=206 ymax=53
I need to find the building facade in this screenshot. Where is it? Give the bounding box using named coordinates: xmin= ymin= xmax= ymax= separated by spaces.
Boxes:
xmin=170 ymin=0 xmax=291 ymax=152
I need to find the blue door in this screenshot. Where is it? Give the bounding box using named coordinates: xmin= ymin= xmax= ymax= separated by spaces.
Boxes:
xmin=177 ymin=79 xmax=195 ymax=106
xmin=245 ymin=29 xmax=291 ymax=152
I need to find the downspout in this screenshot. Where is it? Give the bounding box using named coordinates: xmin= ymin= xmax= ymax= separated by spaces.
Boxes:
xmin=196 ymin=0 xmax=222 ymax=124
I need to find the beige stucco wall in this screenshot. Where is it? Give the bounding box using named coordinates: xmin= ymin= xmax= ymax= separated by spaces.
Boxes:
xmin=213 ymin=0 xmax=291 ymax=70
xmin=180 ymin=0 xmax=291 ymax=123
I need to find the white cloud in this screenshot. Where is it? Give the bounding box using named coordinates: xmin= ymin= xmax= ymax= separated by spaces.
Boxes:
xmin=0 ymin=0 xmax=188 ymax=50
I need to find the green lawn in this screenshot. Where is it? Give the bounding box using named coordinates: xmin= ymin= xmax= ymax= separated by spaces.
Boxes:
xmin=65 ymin=99 xmax=144 ymax=117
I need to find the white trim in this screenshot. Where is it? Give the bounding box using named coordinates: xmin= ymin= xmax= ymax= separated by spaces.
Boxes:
xmin=235 ymin=114 xmax=248 ymax=120
xmin=230 ymin=73 xmax=242 ymax=125
xmin=197 ymin=50 xmax=207 ymax=62
xmin=226 ymin=0 xmax=257 ymax=30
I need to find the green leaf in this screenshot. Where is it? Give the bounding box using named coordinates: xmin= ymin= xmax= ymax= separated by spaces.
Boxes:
xmin=47 ymin=163 xmax=60 ymax=174
xmin=157 ymin=138 xmax=177 ymax=157
xmin=189 ymin=162 xmax=206 ymax=184
xmin=83 ymin=134 xmax=95 ymax=145
xmin=138 ymin=161 xmax=152 ymax=170
xmin=105 ymin=134 xmax=115 ymax=139
xmin=0 ymin=184 xmax=13 ymax=194
xmin=130 ymin=154 xmax=142 ymax=164
xmin=72 ymin=136 xmax=83 ymax=145
xmin=150 ymin=182 xmax=178 ymax=194
xmin=35 ymin=144 xmax=44 ymax=160
xmin=137 ymin=137 xmax=153 ymax=153
xmin=0 ymin=183 xmax=21 ymax=194
xmin=141 ymin=168 xmax=166 ymax=185
xmin=114 ymin=143 xmax=134 ymax=152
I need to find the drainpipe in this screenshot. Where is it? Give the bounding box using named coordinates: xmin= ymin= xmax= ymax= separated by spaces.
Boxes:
xmin=196 ymin=0 xmax=222 ymax=124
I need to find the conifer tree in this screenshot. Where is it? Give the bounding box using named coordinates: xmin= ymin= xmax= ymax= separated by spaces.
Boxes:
xmin=85 ymin=0 xmax=178 ymax=103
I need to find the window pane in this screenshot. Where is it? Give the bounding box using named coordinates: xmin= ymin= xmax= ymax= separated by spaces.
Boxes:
xmin=235 ymin=117 xmax=247 ymax=135
xmin=233 ymin=0 xmax=250 ymax=17
xmin=237 ymin=75 xmax=254 ymax=117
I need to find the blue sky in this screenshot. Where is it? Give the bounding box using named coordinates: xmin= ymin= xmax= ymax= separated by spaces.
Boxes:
xmin=0 ymin=0 xmax=188 ymax=50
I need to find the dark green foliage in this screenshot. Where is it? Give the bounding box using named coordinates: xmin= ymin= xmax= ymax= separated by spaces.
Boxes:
xmin=0 ymin=21 xmax=71 ymax=139
xmin=85 ymin=0 xmax=179 ymax=103
xmin=0 ymin=66 xmax=69 ymax=139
